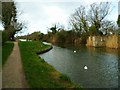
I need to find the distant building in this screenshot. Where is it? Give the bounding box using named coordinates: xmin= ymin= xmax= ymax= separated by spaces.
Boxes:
xmin=118 ymin=1 xmax=120 ymax=15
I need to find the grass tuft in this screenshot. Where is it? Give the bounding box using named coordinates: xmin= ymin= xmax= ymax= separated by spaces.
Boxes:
xmin=59 ymin=74 xmax=71 ymax=82
xmin=2 ymin=42 xmax=14 ymax=65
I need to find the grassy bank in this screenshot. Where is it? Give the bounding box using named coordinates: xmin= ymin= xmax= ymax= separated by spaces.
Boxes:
xmin=19 ymin=41 xmax=80 ymax=88
xmin=2 ymin=42 xmax=14 ymax=65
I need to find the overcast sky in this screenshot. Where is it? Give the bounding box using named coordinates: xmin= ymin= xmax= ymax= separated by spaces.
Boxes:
xmin=0 ymin=0 xmax=119 ymax=35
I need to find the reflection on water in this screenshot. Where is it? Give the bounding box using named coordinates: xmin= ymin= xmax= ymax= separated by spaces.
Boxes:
xmin=40 ymin=45 xmax=119 ymax=88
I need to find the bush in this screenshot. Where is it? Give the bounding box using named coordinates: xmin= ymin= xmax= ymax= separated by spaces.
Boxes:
xmin=2 ymin=31 xmax=8 ymax=45
xmin=2 ymin=42 xmax=14 ymax=65
xmin=0 ymin=31 xmax=2 ymax=46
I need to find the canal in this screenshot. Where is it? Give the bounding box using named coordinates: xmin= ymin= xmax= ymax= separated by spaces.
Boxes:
xmin=40 ymin=44 xmax=119 ymax=88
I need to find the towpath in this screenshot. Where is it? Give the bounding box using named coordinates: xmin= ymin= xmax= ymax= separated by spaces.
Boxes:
xmin=2 ymin=42 xmax=28 ymax=88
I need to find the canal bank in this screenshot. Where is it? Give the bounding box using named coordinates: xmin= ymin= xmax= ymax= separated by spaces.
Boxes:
xmin=36 ymin=46 xmax=53 ymax=54
xmin=19 ymin=41 xmax=79 ymax=88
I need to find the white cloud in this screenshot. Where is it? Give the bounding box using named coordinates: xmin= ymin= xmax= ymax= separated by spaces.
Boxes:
xmin=14 ymin=0 xmax=119 ymax=2
xmin=16 ymin=2 xmax=72 ymax=34
xmin=43 ymin=5 xmax=69 ymax=25
xmin=118 ymin=1 xmax=120 ymax=15
xmin=14 ymin=0 xmax=85 ymax=2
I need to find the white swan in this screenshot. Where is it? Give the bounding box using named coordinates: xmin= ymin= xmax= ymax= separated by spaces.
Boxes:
xmin=74 ymin=50 xmax=76 ymax=53
xmin=84 ymin=66 xmax=88 ymax=69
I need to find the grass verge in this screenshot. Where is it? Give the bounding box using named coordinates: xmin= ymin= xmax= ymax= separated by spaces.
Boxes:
xmin=19 ymin=41 xmax=81 ymax=88
xmin=2 ymin=42 xmax=14 ymax=65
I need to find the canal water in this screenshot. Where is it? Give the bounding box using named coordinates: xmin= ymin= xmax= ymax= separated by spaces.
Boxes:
xmin=40 ymin=44 xmax=119 ymax=88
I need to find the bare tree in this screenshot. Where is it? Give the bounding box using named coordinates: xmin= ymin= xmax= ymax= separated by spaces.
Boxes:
xmin=100 ymin=20 xmax=116 ymax=34
xmin=88 ymin=2 xmax=111 ymax=32
xmin=69 ymin=5 xmax=89 ymax=34
xmin=69 ymin=2 xmax=112 ymax=35
xmin=117 ymin=15 xmax=120 ymax=27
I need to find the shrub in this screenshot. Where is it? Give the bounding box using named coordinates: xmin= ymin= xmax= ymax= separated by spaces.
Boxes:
xmin=2 ymin=31 xmax=8 ymax=45
xmin=0 ymin=31 xmax=2 ymax=46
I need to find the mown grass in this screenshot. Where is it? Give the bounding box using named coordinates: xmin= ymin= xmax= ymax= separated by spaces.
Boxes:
xmin=19 ymin=41 xmax=81 ymax=88
xmin=2 ymin=42 xmax=14 ymax=65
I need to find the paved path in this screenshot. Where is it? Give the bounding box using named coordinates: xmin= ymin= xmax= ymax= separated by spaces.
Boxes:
xmin=2 ymin=42 xmax=28 ymax=88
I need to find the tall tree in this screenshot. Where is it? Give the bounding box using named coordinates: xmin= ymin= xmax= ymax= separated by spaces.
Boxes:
xmin=88 ymin=2 xmax=111 ymax=34
xmin=2 ymin=1 xmax=23 ymax=40
xmin=2 ymin=2 xmax=16 ymax=29
xmin=117 ymin=15 xmax=120 ymax=27
xmin=70 ymin=2 xmax=111 ymax=35
xmin=0 ymin=1 xmax=2 ymax=20
xmin=70 ymin=5 xmax=89 ymax=34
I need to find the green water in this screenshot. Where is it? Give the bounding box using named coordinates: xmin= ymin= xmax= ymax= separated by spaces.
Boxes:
xmin=40 ymin=44 xmax=120 ymax=88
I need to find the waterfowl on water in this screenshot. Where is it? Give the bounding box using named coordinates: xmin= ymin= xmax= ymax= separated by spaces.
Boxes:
xmin=84 ymin=66 xmax=88 ymax=69
xmin=74 ymin=50 xmax=76 ymax=53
